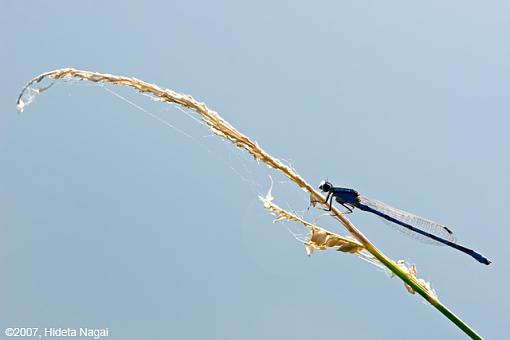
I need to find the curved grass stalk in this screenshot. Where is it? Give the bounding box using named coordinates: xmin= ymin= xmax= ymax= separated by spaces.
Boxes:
xmin=16 ymin=68 xmax=484 ymax=339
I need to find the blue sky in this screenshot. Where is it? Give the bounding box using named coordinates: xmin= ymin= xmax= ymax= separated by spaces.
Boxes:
xmin=1 ymin=1 xmax=509 ymax=339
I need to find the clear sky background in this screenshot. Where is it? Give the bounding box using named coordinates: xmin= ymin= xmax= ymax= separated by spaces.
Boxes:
xmin=1 ymin=1 xmax=509 ymax=339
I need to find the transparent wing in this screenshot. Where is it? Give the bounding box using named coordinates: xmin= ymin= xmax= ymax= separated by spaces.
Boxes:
xmin=358 ymin=195 xmax=456 ymax=245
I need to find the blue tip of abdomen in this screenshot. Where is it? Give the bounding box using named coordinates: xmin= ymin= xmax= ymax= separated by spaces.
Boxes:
xmin=472 ymin=251 xmax=492 ymax=265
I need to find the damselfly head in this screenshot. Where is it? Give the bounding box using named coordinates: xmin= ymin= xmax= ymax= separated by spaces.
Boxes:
xmin=319 ymin=180 xmax=333 ymax=192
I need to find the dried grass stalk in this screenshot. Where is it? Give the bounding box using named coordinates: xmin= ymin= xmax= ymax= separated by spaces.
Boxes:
xmin=16 ymin=68 xmax=483 ymax=339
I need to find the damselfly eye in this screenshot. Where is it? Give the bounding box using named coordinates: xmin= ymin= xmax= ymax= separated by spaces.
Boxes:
xmin=319 ymin=180 xmax=332 ymax=192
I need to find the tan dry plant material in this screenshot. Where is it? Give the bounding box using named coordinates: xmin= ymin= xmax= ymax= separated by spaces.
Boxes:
xmin=259 ymin=192 xmax=366 ymax=254
xmin=396 ymin=261 xmax=437 ymax=299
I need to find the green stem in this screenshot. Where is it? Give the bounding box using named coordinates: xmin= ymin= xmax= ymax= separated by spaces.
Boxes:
xmin=323 ymin=204 xmax=484 ymax=339
xmin=370 ymin=247 xmax=483 ymax=339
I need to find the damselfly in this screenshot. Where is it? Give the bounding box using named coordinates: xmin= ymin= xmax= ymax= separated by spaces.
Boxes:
xmin=318 ymin=180 xmax=491 ymax=265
